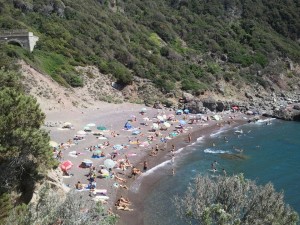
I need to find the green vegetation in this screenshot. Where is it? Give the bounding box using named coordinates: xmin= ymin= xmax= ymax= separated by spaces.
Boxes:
xmin=0 ymin=0 xmax=299 ymax=92
xmin=5 ymin=187 xmax=118 ymax=225
xmin=0 ymin=69 xmax=57 ymax=223
xmin=174 ymin=174 xmax=299 ymax=225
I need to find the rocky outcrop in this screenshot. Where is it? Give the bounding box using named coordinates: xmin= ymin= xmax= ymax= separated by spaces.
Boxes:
xmin=273 ymin=107 xmax=300 ymax=121
xmin=30 ymin=169 xmax=69 ymax=206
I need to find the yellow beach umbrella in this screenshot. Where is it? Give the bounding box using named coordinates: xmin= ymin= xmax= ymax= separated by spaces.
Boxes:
xmin=49 ymin=141 xmax=59 ymax=148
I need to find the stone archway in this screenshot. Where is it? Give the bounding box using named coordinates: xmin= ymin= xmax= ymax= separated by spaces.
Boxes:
xmin=7 ymin=39 xmax=23 ymax=47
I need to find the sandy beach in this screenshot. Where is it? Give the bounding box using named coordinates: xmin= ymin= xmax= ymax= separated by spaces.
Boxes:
xmin=44 ymin=102 xmax=252 ymax=224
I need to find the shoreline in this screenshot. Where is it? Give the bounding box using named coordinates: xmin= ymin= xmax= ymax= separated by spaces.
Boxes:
xmin=114 ymin=119 xmax=248 ymax=225
xmin=43 ymin=103 xmax=253 ymax=225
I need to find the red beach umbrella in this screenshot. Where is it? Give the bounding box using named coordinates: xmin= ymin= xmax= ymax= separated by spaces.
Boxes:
xmin=60 ymin=160 xmax=73 ymax=171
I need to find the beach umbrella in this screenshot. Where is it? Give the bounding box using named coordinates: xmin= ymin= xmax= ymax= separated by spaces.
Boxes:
xmin=143 ymin=117 xmax=150 ymax=121
xmin=152 ymin=123 xmax=159 ymax=130
xmin=87 ymin=123 xmax=96 ymax=127
xmin=60 ymin=160 xmax=73 ymax=171
xmin=232 ymin=106 xmax=239 ymax=110
xmin=98 ymin=137 xmax=107 ymax=140
xmin=132 ymin=130 xmax=141 ymax=135
xmin=77 ymin=130 xmax=86 ymax=135
xmin=97 ymin=125 xmax=107 ymax=131
xmin=49 ymin=141 xmax=59 ymax=148
xmin=100 ymin=168 xmax=109 ymax=176
xmin=213 ymin=115 xmax=221 ymax=121
xmin=163 ymin=122 xmax=171 ymax=128
xmin=157 ymin=115 xmax=164 ymax=121
xmin=63 ymin=122 xmax=72 ymax=126
xmin=94 ymin=150 xmax=101 ymax=155
xmin=113 ymin=144 xmax=123 ymax=150
xmin=141 ymin=108 xmax=147 ymax=112
xmin=82 ymin=159 xmax=93 ymax=167
xmin=84 ymin=126 xmax=91 ymax=131
xmin=184 ymin=109 xmax=190 ymax=114
xmin=179 ymin=120 xmax=186 ymax=125
xmin=83 ymin=159 xmax=93 ymax=164
xmin=176 ymin=109 xmax=183 ymax=115
xmin=104 ymin=159 xmax=116 ymax=169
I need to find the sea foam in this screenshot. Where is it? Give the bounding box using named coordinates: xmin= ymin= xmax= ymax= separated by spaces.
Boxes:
xmin=204 ymin=148 xmax=230 ymax=154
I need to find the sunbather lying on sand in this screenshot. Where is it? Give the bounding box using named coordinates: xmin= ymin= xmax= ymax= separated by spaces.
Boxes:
xmin=131 ymin=167 xmax=141 ymax=176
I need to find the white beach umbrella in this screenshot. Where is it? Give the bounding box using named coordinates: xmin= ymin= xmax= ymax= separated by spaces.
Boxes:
xmin=152 ymin=123 xmax=159 ymax=130
xmin=87 ymin=123 xmax=96 ymax=127
xmin=104 ymin=159 xmax=116 ymax=169
xmin=49 ymin=141 xmax=59 ymax=148
xmin=143 ymin=117 xmax=150 ymax=121
xmin=63 ymin=122 xmax=72 ymax=126
xmin=157 ymin=115 xmax=164 ymax=121
xmin=77 ymin=130 xmax=86 ymax=135
xmin=163 ymin=122 xmax=171 ymax=128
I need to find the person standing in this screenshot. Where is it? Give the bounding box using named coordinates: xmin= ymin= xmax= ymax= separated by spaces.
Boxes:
xmin=188 ymin=133 xmax=192 ymax=143
xmin=143 ymin=160 xmax=148 ymax=171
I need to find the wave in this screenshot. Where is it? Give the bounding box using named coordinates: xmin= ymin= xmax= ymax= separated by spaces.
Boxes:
xmin=210 ymin=127 xmax=231 ymax=137
xmin=204 ymin=148 xmax=230 ymax=154
xmin=130 ymin=159 xmax=172 ymax=193
xmin=255 ymin=118 xmax=276 ymax=123
xmin=197 ymin=136 xmax=204 ymax=142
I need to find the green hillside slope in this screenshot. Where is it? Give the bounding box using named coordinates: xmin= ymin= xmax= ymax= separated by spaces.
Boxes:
xmin=0 ymin=0 xmax=299 ymax=94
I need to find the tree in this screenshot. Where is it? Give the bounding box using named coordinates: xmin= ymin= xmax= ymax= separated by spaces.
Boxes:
xmin=174 ymin=174 xmax=299 ymax=225
xmin=5 ymin=187 xmax=118 ymax=225
xmin=0 ymin=87 xmax=56 ymax=194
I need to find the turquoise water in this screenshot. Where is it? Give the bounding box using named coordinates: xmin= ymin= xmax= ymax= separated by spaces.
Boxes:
xmin=143 ymin=119 xmax=300 ymax=225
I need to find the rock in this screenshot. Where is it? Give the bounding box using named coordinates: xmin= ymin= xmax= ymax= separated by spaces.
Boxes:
xmin=153 ymin=102 xmax=163 ymax=109
xmin=245 ymin=92 xmax=253 ymax=100
xmin=216 ymin=101 xmax=226 ymax=112
xmin=273 ymin=108 xmax=300 ymax=121
xmin=182 ymin=92 xmax=194 ymax=103
xmin=293 ymin=104 xmax=300 ymax=110
xmin=220 ymin=54 xmax=228 ymax=62
xmin=216 ymin=83 xmax=225 ymax=95
xmin=202 ymin=97 xmax=217 ymax=112
xmin=185 ymin=100 xmax=204 ymax=114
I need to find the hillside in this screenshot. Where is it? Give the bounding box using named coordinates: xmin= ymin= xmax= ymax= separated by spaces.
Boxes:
xmin=0 ymin=0 xmax=300 ymax=106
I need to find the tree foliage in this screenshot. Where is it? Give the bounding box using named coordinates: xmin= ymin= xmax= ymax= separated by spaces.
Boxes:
xmin=5 ymin=187 xmax=118 ymax=225
xmin=174 ymin=174 xmax=299 ymax=225
xmin=0 ymin=70 xmax=56 ymax=196
xmin=0 ymin=0 xmax=299 ymax=91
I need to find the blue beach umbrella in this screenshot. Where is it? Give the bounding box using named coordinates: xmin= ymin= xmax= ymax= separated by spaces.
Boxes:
xmin=176 ymin=109 xmax=183 ymax=115
xmin=184 ymin=109 xmax=190 ymax=114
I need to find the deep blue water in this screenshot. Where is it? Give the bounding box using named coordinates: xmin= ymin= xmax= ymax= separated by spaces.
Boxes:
xmin=142 ymin=119 xmax=300 ymax=225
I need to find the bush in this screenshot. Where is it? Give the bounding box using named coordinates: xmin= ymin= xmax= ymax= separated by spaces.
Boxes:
xmin=174 ymin=174 xmax=299 ymax=225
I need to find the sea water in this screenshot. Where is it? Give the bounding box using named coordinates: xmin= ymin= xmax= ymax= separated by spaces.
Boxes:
xmin=142 ymin=119 xmax=300 ymax=225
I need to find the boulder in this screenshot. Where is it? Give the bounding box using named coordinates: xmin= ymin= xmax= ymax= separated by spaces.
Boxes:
xmin=185 ymin=100 xmax=204 ymax=114
xmin=293 ymin=104 xmax=300 ymax=110
xmin=202 ymin=98 xmax=217 ymax=112
xmin=216 ymin=101 xmax=226 ymax=112
xmin=182 ymin=92 xmax=194 ymax=103
xmin=273 ymin=108 xmax=300 ymax=121
xmin=153 ymin=102 xmax=164 ymax=109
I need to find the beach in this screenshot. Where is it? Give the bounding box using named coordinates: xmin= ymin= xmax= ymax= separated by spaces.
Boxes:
xmin=44 ymin=102 xmax=252 ymax=224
